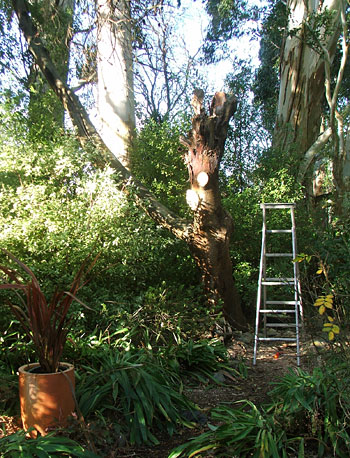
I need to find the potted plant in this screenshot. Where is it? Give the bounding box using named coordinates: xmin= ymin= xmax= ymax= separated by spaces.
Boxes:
xmin=0 ymin=249 xmax=96 ymax=437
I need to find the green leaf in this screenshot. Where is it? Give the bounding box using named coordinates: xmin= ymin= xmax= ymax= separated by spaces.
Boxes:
xmin=134 ymin=402 xmax=148 ymax=442
xmin=333 ymin=325 xmax=340 ymax=334
xmin=188 ymin=444 xmax=216 ymax=458
xmin=298 ymin=437 xmax=305 ymax=457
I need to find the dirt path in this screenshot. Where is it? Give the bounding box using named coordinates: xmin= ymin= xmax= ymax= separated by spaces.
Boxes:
xmin=114 ymin=336 xmax=311 ymax=458
xmin=0 ymin=337 xmax=313 ymax=458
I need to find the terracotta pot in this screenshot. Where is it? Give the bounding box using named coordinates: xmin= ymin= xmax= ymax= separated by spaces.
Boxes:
xmin=18 ymin=362 xmax=75 ymax=437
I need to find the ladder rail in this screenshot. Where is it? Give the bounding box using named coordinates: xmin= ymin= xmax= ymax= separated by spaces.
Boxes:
xmin=253 ymin=206 xmax=267 ymax=365
xmin=291 ymin=206 xmax=302 ymax=364
xmin=291 ymin=208 xmax=303 ymax=320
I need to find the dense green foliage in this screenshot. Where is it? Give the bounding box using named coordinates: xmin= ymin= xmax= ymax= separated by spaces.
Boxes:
xmin=253 ymin=0 xmax=287 ymax=133
xmin=0 ymin=97 xmax=197 ymax=309
xmin=203 ymin=0 xmax=259 ymax=62
xmin=76 ymin=348 xmax=195 ymax=445
xmin=131 ymin=117 xmax=190 ymax=215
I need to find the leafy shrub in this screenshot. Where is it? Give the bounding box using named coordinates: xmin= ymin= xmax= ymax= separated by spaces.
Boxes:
xmin=131 ymin=117 xmax=190 ymax=216
xmin=73 ymin=283 xmax=215 ymax=354
xmin=223 ymin=166 xmax=308 ymax=316
xmin=309 ymin=221 xmax=350 ymax=322
xmin=76 ymin=348 xmax=196 ymax=445
xmin=295 ymin=226 xmax=350 ymax=352
xmin=162 ymin=339 xmax=244 ymax=384
xmin=0 ymin=320 xmax=34 ymax=373
xmin=0 ymin=370 xmax=18 ymax=415
xmin=0 ymin=104 xmax=197 ymax=326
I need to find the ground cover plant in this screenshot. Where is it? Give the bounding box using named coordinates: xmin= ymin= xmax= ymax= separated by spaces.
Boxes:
xmin=169 ymin=402 xmax=301 ymax=458
xmin=0 ymin=430 xmax=100 ymax=457
xmin=169 ymin=359 xmax=350 ymax=458
xmin=76 ymin=348 xmax=197 ymax=445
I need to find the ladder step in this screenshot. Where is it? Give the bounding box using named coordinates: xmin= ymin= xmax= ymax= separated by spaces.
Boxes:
xmin=266 ymin=301 xmax=299 ymax=305
xmin=265 ymin=253 xmax=293 ymax=257
xmin=259 ymin=309 xmax=296 ymax=313
xmin=262 ymin=281 xmax=294 ymax=286
xmin=265 ymin=323 xmax=300 ymax=328
xmin=266 ymin=230 xmax=292 ymax=233
xmin=260 ymin=203 xmax=296 ymax=209
xmin=258 ymin=337 xmax=297 ymax=342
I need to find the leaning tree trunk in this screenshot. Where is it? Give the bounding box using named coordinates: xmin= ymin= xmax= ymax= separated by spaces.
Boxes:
xmin=27 ymin=0 xmax=75 ymax=135
xmin=181 ymin=90 xmax=246 ymax=329
xmin=12 ymin=0 xmax=246 ymax=330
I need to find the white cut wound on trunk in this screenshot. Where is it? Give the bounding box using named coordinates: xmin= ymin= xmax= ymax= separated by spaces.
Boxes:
xmin=197 ymin=171 xmax=209 ymax=187
xmin=186 ymin=189 xmax=199 ymax=210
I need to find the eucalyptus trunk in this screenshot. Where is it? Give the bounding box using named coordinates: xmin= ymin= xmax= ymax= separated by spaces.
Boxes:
xmin=275 ymin=0 xmax=341 ymax=156
xmin=274 ymin=0 xmax=350 ymax=215
xmin=97 ymin=0 xmax=136 ymax=169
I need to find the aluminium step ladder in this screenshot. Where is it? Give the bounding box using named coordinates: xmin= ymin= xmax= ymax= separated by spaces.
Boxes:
xmin=253 ymin=203 xmax=303 ymax=366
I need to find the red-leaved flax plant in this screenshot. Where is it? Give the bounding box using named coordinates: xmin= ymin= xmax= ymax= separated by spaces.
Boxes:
xmin=0 ymin=249 xmax=98 ymax=373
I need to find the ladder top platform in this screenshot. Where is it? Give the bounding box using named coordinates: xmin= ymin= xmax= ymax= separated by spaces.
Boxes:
xmin=260 ymin=203 xmax=296 ymax=209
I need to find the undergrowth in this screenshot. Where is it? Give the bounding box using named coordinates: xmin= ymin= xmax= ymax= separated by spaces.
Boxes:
xmin=0 ymin=430 xmax=99 ymax=457
xmin=170 ymin=360 xmax=350 ymax=457
xmin=0 ymin=284 xmax=243 ymax=454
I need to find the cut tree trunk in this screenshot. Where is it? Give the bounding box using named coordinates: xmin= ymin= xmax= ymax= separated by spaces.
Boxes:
xmin=181 ymin=90 xmax=246 ymax=329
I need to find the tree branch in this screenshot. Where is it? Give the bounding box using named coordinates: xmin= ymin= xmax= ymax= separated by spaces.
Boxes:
xmin=297 ymin=127 xmax=332 ymax=183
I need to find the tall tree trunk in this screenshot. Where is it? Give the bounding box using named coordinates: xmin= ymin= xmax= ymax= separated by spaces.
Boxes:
xmin=274 ymin=0 xmax=349 ymax=216
xmin=96 ymin=0 xmax=136 ymax=169
xmin=328 ymin=1 xmax=350 ymax=216
xmin=181 ymin=90 xmax=246 ymax=329
xmin=12 ymin=0 xmax=246 ymax=329
xmin=275 ymin=0 xmax=341 ymax=155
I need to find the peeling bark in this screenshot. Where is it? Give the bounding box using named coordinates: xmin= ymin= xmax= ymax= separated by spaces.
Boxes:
xmin=275 ymin=0 xmax=341 ymax=156
xmin=273 ymin=0 xmax=350 ymax=217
